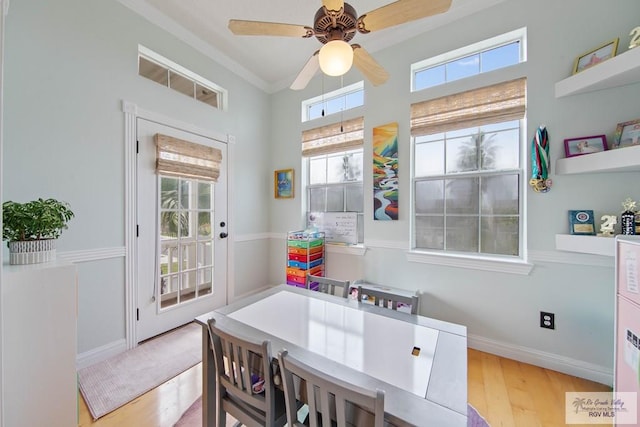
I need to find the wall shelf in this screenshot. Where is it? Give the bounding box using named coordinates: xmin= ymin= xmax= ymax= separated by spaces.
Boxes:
xmin=555 ymin=234 xmax=615 ymax=257
xmin=556 ymin=144 xmax=640 ymax=175
xmin=555 ymin=46 xmax=640 ymax=98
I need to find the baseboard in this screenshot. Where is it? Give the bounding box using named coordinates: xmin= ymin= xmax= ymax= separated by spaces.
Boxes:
xmin=76 ymin=338 xmax=127 ymax=370
xmin=468 ymin=333 xmax=613 ymax=386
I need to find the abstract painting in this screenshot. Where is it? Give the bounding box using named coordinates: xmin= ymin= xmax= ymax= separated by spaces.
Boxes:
xmin=373 ymin=122 xmax=398 ymax=220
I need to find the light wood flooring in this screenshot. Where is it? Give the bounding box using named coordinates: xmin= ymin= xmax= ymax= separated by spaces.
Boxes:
xmin=78 ymin=348 xmax=612 ymax=427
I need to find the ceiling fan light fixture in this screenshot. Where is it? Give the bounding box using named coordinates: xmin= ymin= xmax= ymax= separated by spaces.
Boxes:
xmin=318 ymin=40 xmax=353 ymax=76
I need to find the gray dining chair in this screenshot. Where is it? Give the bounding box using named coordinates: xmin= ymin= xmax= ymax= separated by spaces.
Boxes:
xmin=357 ymin=285 xmax=420 ymax=315
xmin=277 ymin=349 xmax=385 ymax=427
xmin=305 ymin=274 xmax=350 ymax=298
xmin=207 ymin=318 xmax=288 ymax=427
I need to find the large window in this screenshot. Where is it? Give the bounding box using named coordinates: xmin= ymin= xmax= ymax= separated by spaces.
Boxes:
xmin=302 ymin=81 xmax=364 ymax=122
xmin=303 ymin=117 xmax=365 ymax=243
xmin=411 ymin=78 xmax=526 ymax=258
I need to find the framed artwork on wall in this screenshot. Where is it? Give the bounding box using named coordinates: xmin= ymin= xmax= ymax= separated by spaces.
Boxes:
xmin=274 ymin=169 xmax=294 ymax=199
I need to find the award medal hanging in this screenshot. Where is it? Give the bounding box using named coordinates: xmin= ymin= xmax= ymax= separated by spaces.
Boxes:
xmin=529 ymin=126 xmax=551 ymax=193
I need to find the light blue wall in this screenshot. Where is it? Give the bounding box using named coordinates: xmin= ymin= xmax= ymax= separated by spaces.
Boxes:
xmin=268 ymin=0 xmax=640 ymax=377
xmin=3 ymin=0 xmax=272 ymax=353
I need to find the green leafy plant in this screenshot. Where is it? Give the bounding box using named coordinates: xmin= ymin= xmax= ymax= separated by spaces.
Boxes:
xmin=2 ymin=198 xmax=74 ymax=242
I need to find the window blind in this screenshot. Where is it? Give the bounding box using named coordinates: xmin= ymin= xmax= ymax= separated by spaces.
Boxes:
xmin=155 ymin=133 xmax=222 ymax=182
xmin=302 ymin=116 xmax=364 ymax=156
xmin=410 ymin=77 xmax=526 ymax=136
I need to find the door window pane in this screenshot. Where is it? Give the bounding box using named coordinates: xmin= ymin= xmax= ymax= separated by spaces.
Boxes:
xmin=446 ymin=216 xmax=479 ymax=252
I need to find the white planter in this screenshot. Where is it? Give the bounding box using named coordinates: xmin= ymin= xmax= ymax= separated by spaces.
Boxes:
xmin=8 ymin=239 xmax=56 ymax=265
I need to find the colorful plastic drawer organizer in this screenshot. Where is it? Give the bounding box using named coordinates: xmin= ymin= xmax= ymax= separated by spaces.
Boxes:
xmin=286 ymin=230 xmax=325 ymax=288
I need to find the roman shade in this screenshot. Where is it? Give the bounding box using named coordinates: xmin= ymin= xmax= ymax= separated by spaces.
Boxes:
xmin=155 ymin=133 xmax=222 ymax=182
xmin=410 ymin=77 xmax=526 ymax=136
xmin=302 ymin=116 xmax=364 ymax=156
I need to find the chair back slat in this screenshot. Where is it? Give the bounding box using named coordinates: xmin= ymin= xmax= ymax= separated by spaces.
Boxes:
xmin=305 ymin=274 xmax=350 ymax=298
xmin=278 ymin=350 xmax=385 ymax=427
xmin=357 ymin=285 xmax=420 ymax=315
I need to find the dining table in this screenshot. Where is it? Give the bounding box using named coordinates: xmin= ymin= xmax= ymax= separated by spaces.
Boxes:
xmin=195 ymin=284 xmax=468 ymax=426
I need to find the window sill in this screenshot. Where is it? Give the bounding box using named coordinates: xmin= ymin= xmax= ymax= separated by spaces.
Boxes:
xmin=325 ymin=243 xmax=367 ymax=256
xmin=406 ymin=250 xmax=533 ymax=275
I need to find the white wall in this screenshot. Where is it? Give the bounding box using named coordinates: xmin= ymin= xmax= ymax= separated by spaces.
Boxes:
xmin=268 ymin=0 xmax=640 ymax=383
xmin=3 ymin=0 xmax=272 ymax=354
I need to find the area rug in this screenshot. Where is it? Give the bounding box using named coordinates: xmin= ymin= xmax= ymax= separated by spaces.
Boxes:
xmin=78 ymin=322 xmax=202 ymax=420
xmin=174 ymin=397 xmax=490 ymax=427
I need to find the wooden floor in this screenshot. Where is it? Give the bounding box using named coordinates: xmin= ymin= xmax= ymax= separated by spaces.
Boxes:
xmin=78 ymin=348 xmax=612 ymax=427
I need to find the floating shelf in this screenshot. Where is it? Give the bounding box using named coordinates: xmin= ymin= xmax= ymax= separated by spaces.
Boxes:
xmin=555 ymin=47 xmax=640 ymax=98
xmin=555 ymin=234 xmax=615 ymax=257
xmin=556 ymin=144 xmax=640 ymax=175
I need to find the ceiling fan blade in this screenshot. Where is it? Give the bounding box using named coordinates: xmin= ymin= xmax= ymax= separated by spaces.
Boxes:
xmin=357 ymin=0 xmax=452 ymax=33
xmin=352 ymin=45 xmax=389 ymax=87
xmin=322 ymin=0 xmax=344 ymax=13
xmin=290 ymin=51 xmax=320 ymax=90
xmin=229 ymin=19 xmax=314 ymax=38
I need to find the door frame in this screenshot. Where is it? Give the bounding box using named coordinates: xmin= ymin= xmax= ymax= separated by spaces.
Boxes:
xmin=122 ymin=100 xmax=235 ymax=349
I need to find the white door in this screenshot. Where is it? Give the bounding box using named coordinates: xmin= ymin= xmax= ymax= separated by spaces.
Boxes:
xmin=136 ymin=118 xmax=228 ymax=342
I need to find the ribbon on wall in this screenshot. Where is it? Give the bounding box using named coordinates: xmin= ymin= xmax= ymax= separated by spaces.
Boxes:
xmin=529 ymin=126 xmax=551 ymax=193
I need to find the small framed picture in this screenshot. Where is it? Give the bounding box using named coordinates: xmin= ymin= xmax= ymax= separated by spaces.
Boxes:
xmin=613 ymin=119 xmax=640 ymax=148
xmin=563 ymin=135 xmax=608 ymax=157
xmin=274 ymin=169 xmax=294 ymax=199
xmin=569 ymin=210 xmax=596 ymax=235
xmin=572 ymin=38 xmax=619 ymax=74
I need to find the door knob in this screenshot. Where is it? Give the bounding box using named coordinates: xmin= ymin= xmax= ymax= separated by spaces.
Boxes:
xmin=219 ymin=232 xmax=228 ymax=239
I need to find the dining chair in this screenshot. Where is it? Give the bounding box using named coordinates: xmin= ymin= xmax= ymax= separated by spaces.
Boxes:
xmin=277 ymin=349 xmax=385 ymax=427
xmin=207 ymin=318 xmax=288 ymax=427
xmin=357 ymin=285 xmax=420 ymax=315
xmin=305 ymin=274 xmax=350 ymax=298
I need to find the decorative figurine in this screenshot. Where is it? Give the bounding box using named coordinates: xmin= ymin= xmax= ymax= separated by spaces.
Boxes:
xmin=599 ymin=215 xmax=617 ymax=236
xmin=621 ymin=198 xmax=637 ymax=235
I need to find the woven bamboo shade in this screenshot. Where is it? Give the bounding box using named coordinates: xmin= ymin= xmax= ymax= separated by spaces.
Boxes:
xmin=410 ymin=78 xmax=526 ymax=136
xmin=302 ymin=117 xmax=364 ymax=156
xmin=155 ymin=133 xmax=222 ymax=181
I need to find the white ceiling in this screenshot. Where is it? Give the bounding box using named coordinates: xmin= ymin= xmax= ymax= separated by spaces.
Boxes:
xmin=118 ymin=0 xmax=505 ymax=93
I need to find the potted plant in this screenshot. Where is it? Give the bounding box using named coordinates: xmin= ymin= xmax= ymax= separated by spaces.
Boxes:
xmin=2 ymin=198 xmax=74 ymax=265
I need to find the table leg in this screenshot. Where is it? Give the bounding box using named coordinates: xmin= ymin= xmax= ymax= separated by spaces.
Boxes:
xmin=201 ymin=324 xmax=216 ymax=427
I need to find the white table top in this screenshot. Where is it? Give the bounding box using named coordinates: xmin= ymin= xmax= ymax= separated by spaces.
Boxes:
xmin=200 ymin=284 xmax=468 ymax=426
xmin=228 ymin=290 xmax=438 ymax=398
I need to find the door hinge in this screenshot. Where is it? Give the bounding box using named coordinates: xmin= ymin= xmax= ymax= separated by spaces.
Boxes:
xmin=136 ymin=140 xmax=139 ymax=154
xmin=136 ymin=308 xmax=139 ymax=321
xmin=136 ymin=225 xmax=139 ymax=237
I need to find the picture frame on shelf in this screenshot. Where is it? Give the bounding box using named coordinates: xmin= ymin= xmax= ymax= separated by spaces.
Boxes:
xmin=564 ymin=135 xmax=608 ymax=157
xmin=613 ymin=119 xmax=640 ymax=148
xmin=572 ymin=38 xmax=619 ymax=74
xmin=274 ymin=168 xmax=294 ymax=199
xmin=569 ymin=210 xmax=596 ymax=236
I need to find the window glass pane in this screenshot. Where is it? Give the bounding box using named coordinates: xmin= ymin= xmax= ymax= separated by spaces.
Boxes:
xmin=195 ymin=83 xmax=218 ymax=108
xmin=482 ymin=129 xmax=519 ymax=170
xmin=197 ymin=241 xmax=213 ymax=267
xmin=446 ymin=217 xmax=478 ymax=252
xmin=160 ymin=275 xmax=178 ymax=308
xmin=325 ymin=97 xmax=344 ymax=115
xmin=180 ymin=271 xmax=197 ymax=302
xmin=445 ymin=127 xmax=476 ymax=139
xmin=447 ymin=135 xmax=478 ymax=173
xmin=481 ymin=217 xmax=519 ymax=255
xmin=197 ymin=182 xmax=211 ymax=209
xmin=446 ymin=54 xmax=479 ymax=82
xmin=414 ymin=64 xmax=445 ymax=90
xmin=161 ymin=177 xmax=179 ymax=208
xmin=198 ymin=212 xmax=211 ymax=238
xmin=481 ymin=41 xmax=520 ymax=73
xmin=326 ymin=186 xmax=344 ymax=211
xmin=345 ymin=91 xmax=364 ymax=109
xmin=481 ymin=174 xmax=519 ymax=215
xmin=198 ymin=267 xmax=213 ymax=296
xmin=416 ymin=132 xmax=445 ymax=143
xmin=169 ymin=71 xmax=195 ymax=98
xmin=327 ymin=154 xmax=347 ymax=183
xmin=480 ymin=120 xmax=519 ymax=133
xmin=445 ymin=178 xmax=479 ymax=214
xmin=309 ymin=157 xmax=327 ymax=185
xmin=160 ymin=244 xmax=178 ymax=275
xmin=344 ymin=151 xmax=363 ymax=181
xmin=415 ymin=216 xmax=444 ymax=249
xmin=345 ymin=184 xmax=363 ymax=212
xmin=415 ymin=140 xmax=444 ymax=177
xmin=309 ymin=187 xmax=326 ymax=212
xmin=180 ymin=179 xmax=190 ymax=209
xmin=308 ymin=103 xmax=324 ymax=120
xmin=181 ymin=243 xmax=197 ymax=270
xmin=139 ymin=57 xmax=168 ymax=86
xmin=415 ymin=180 xmax=444 ymax=214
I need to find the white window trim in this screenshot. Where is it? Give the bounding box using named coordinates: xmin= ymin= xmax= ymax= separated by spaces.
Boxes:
xmin=301 ymin=81 xmax=364 ymax=122
xmin=138 ymin=44 xmax=229 ymax=111
xmin=406 ymin=250 xmax=533 ymax=275
xmin=410 ymin=27 xmax=527 ymax=92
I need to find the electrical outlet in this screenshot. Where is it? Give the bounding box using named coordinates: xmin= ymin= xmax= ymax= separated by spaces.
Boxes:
xmin=540 ymin=311 xmax=555 ymax=329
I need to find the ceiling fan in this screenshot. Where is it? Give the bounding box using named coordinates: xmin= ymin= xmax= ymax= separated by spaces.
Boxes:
xmin=228 ymin=0 xmax=452 ymax=90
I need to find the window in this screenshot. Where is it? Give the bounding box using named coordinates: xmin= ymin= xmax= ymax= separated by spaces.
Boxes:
xmin=411 ymin=28 xmax=526 ymax=92
xmin=138 ymin=45 xmax=228 ymax=111
xmin=302 ymin=81 xmax=364 ymax=122
xmin=303 ymin=117 xmax=365 ymax=243
xmin=411 ymin=78 xmax=526 ymax=258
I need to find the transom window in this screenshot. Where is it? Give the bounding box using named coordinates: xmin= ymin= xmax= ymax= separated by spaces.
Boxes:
xmin=302 ymin=81 xmax=364 ymax=122
xmin=411 ymin=27 xmax=526 ymax=92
